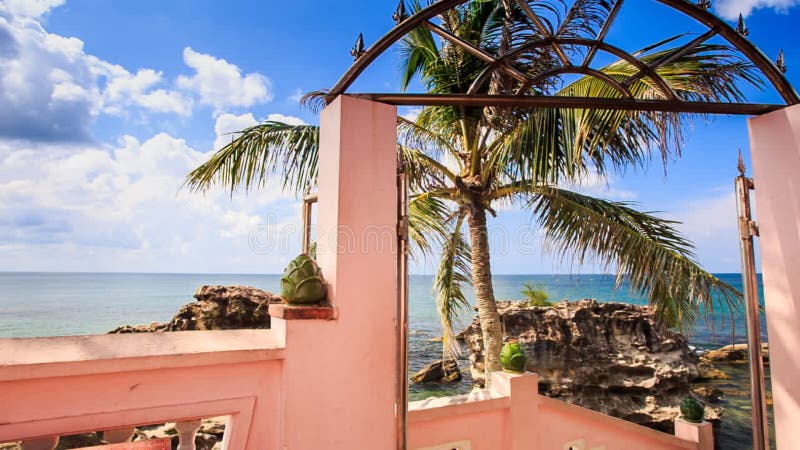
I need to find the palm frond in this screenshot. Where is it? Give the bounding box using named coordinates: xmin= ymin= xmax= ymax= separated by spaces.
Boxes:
xmin=433 ymin=212 xmax=472 ymax=358
xmin=528 ymin=187 xmax=741 ymax=330
xmin=185 ymin=121 xmax=319 ymax=196
xmin=408 ymin=193 xmax=453 ymax=258
xmin=495 ymin=39 xmax=761 ymax=186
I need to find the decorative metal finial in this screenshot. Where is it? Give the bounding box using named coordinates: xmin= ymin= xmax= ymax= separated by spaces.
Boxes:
xmin=738 ymin=149 xmax=746 ymax=177
xmin=697 ymin=0 xmax=711 ymax=10
xmin=736 ymin=14 xmax=750 ymax=36
xmin=393 ymin=0 xmax=408 ymax=23
xmin=777 ymin=49 xmax=787 ymax=73
xmin=350 ymin=33 xmax=365 ymax=60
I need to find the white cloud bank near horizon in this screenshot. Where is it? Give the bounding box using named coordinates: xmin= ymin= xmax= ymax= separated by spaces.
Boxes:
xmin=715 ymin=0 xmax=799 ymax=19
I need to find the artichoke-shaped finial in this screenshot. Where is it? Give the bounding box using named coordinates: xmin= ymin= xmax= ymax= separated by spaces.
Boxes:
xmin=777 ymin=49 xmax=787 ymax=73
xmin=697 ymin=0 xmax=711 ymax=10
xmin=393 ymin=0 xmax=408 ymax=23
xmin=280 ymin=253 xmax=327 ymax=305
xmin=350 ymin=33 xmax=366 ymax=60
xmin=680 ymin=397 xmax=705 ymax=423
xmin=736 ymin=14 xmax=749 ymax=37
xmin=500 ymin=341 xmax=527 ymax=374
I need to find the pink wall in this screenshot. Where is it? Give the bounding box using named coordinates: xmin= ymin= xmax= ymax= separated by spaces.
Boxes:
xmin=277 ymin=95 xmax=400 ymax=449
xmin=749 ymin=104 xmax=800 ymax=450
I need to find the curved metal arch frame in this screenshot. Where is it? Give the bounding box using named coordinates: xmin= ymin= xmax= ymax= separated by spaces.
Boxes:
xmin=326 ymin=0 xmax=799 ymax=115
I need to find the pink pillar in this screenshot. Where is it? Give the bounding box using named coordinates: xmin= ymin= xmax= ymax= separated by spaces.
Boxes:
xmin=674 ymin=419 xmax=714 ymax=450
xmin=748 ymin=104 xmax=800 ymax=449
xmin=491 ymin=371 xmax=540 ymax=450
xmin=276 ymin=95 xmax=399 ymax=449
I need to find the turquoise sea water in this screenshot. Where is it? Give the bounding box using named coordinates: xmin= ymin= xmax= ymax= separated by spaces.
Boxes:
xmin=0 ymin=272 xmax=769 ymax=448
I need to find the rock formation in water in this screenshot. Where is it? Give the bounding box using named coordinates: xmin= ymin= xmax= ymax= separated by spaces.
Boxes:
xmin=701 ymin=342 xmax=769 ymax=364
xmin=411 ymin=359 xmax=462 ymax=383
xmin=459 ymin=299 xmax=718 ymax=432
xmin=109 ymin=285 xmax=281 ymax=333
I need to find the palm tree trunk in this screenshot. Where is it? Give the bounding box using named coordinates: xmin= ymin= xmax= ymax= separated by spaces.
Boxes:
xmin=467 ymin=207 xmax=503 ymax=382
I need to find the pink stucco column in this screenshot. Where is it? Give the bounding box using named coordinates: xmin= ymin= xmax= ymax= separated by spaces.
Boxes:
xmin=748 ymin=103 xmax=800 ymax=449
xmin=491 ymin=371 xmax=540 ymax=450
xmin=276 ymin=95 xmax=399 ymax=449
xmin=674 ymin=419 xmax=714 ymax=450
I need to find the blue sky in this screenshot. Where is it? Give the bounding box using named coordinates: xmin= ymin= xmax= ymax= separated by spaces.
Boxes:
xmin=0 ymin=0 xmax=798 ymax=274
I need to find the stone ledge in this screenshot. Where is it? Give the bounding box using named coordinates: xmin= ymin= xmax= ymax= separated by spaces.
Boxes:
xmin=268 ymin=303 xmax=336 ymax=320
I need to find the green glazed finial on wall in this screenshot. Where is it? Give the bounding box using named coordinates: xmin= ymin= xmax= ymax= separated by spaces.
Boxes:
xmin=500 ymin=341 xmax=527 ymax=374
xmin=680 ymin=397 xmax=705 ymax=423
xmin=280 ymin=253 xmax=327 ymax=305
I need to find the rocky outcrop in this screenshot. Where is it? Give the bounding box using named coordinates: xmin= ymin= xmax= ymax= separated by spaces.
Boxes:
xmin=701 ymin=343 xmax=769 ymax=364
xmin=459 ymin=299 xmax=718 ymax=432
xmin=411 ymin=359 xmax=462 ymax=383
xmin=110 ymin=286 xmax=281 ymax=333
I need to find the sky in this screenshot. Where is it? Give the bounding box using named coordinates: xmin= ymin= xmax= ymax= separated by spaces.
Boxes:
xmin=0 ymin=0 xmax=798 ymax=275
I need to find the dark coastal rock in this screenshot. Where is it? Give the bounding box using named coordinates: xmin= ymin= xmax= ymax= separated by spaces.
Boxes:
xmin=459 ymin=299 xmax=716 ymax=432
xmin=134 ymin=417 xmax=226 ymax=450
xmin=56 ymin=433 xmax=104 ymax=449
xmin=109 ymin=285 xmax=281 ymax=333
xmin=693 ymin=386 xmax=726 ymax=403
xmin=696 ymin=362 xmax=730 ymax=380
xmin=701 ymin=343 xmax=769 ymax=364
xmin=411 ymin=359 xmax=462 ymax=384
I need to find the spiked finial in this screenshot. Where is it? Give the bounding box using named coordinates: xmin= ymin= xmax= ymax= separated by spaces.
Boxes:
xmin=393 ymin=0 xmax=408 ymax=23
xmin=736 ymin=14 xmax=749 ymax=36
xmin=738 ymin=149 xmax=746 ymax=177
xmin=350 ymin=33 xmax=365 ymax=60
xmin=777 ymin=49 xmax=787 ymax=73
xmin=697 ymin=0 xmax=711 ymax=10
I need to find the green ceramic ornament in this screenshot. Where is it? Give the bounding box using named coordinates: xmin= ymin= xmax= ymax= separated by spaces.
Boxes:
xmin=680 ymin=397 xmax=704 ymax=423
xmin=280 ymin=253 xmax=327 ymax=305
xmin=500 ymin=341 xmax=527 ymax=373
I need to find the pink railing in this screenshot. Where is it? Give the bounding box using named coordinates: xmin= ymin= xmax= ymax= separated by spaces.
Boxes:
xmin=409 ymin=372 xmax=713 ymax=450
xmin=0 ymin=329 xmax=285 ymax=449
xmin=1 ymin=326 xmax=713 ymax=450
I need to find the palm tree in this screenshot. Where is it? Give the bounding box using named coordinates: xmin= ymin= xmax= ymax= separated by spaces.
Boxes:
xmin=186 ymin=0 xmax=751 ymax=381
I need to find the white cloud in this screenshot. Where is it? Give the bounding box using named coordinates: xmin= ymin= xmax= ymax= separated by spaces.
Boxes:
xmin=104 ymin=69 xmax=192 ymax=116
xmin=2 ymin=0 xmax=65 ymax=18
xmin=211 ymin=113 xmax=306 ymax=150
xmin=665 ymin=193 xmax=742 ymax=271
xmin=0 ymin=133 xmax=300 ymax=273
xmin=177 ymin=47 xmax=272 ymax=112
xmin=569 ymin=173 xmax=638 ymax=201
xmin=400 ymin=108 xmax=422 ymax=122
xmin=715 ymin=0 xmax=799 ymax=19
xmin=213 ymin=113 xmax=258 ymax=150
xmin=288 ymin=88 xmax=304 ymax=103
xmin=266 ymin=113 xmax=306 ymax=126
xmin=0 ymin=6 xmax=194 ymax=140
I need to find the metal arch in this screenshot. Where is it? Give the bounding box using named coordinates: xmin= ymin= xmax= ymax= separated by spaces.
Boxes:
xmin=656 ymin=0 xmax=798 ymax=105
xmin=499 ymin=37 xmax=678 ymax=100
xmin=326 ymin=0 xmax=800 ymax=113
xmin=464 ymin=37 xmax=678 ymax=100
xmin=517 ymin=66 xmax=634 ymax=98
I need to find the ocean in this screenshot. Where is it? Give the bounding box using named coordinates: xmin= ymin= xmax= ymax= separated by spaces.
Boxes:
xmin=0 ymin=272 xmax=770 ymax=448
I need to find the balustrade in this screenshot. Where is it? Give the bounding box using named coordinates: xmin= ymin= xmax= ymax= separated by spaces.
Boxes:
xmin=17 ymin=420 xmax=206 ymax=450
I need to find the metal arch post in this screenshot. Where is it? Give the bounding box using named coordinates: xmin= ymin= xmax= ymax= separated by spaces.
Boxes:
xmin=302 ymin=193 xmax=318 ymax=254
xmin=735 ymin=154 xmax=770 ymax=450
xmin=396 ymin=165 xmax=410 ymax=450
